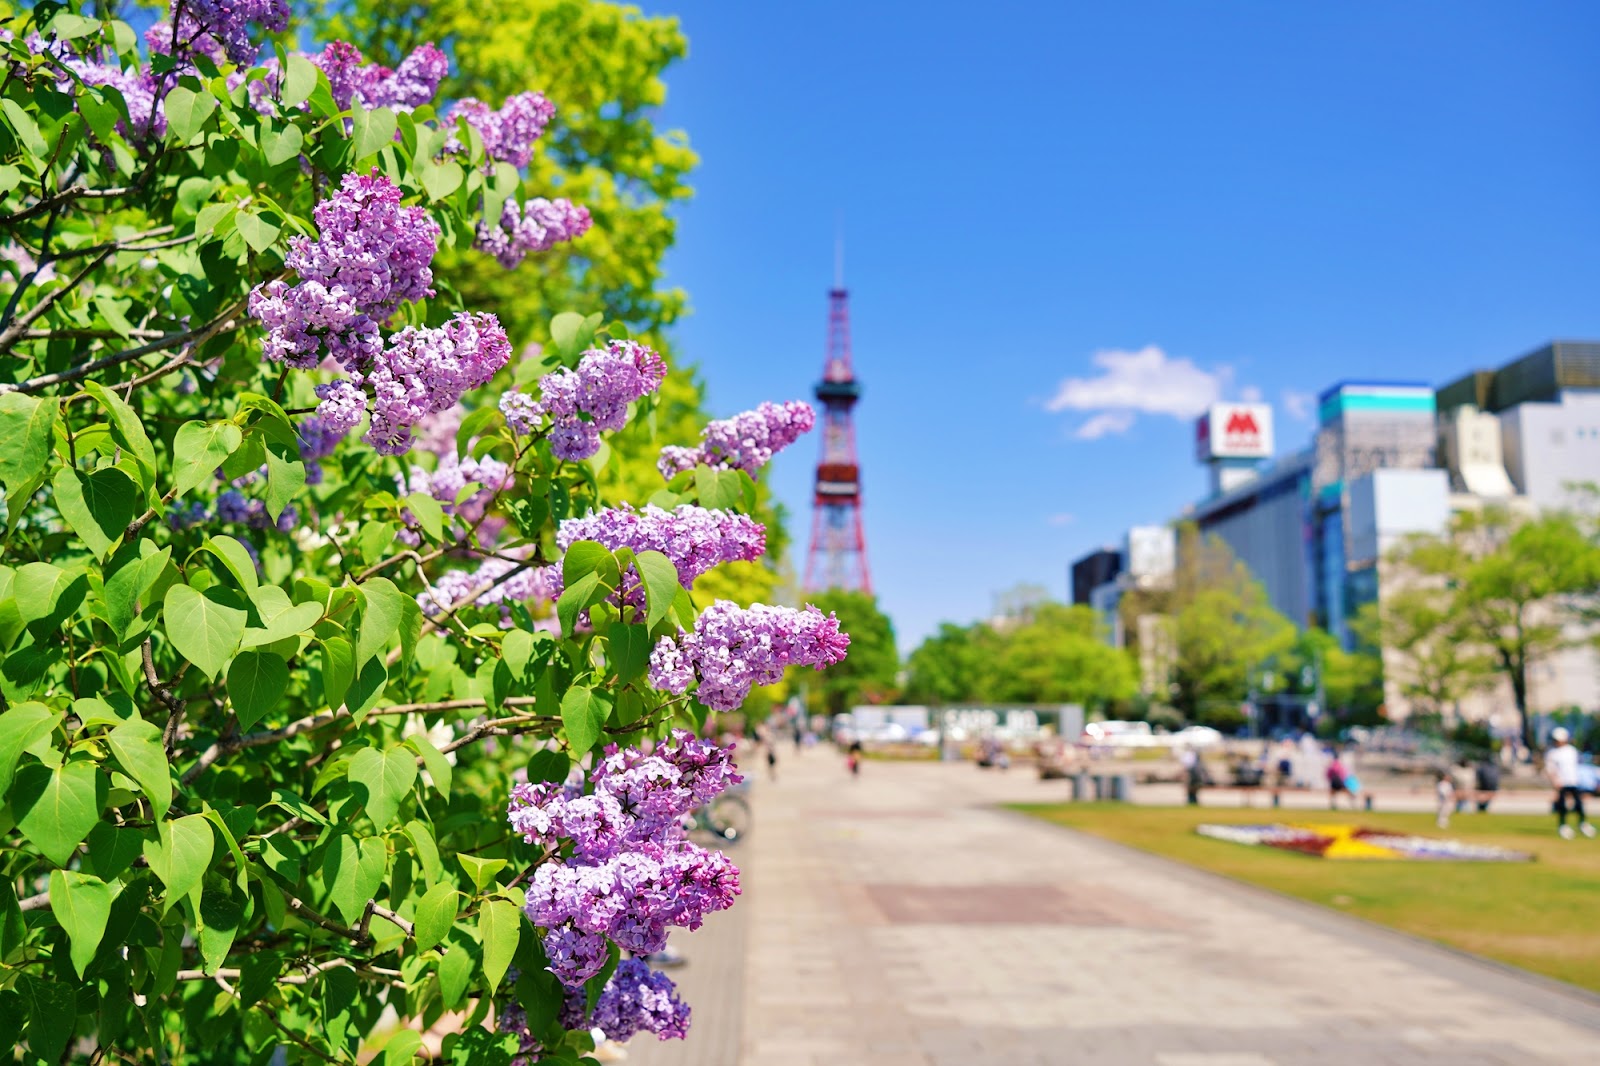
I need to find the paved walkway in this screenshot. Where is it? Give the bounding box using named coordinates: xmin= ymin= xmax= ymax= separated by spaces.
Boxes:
xmin=628 ymin=753 xmax=1600 ymax=1066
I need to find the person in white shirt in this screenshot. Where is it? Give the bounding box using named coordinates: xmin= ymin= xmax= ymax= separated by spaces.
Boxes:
xmin=1544 ymin=727 xmax=1594 ymax=840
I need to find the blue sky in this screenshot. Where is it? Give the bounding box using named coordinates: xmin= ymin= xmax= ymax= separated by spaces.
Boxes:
xmin=635 ymin=0 xmax=1600 ymax=651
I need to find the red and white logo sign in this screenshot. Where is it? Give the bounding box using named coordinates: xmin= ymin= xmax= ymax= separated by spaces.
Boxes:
xmin=1196 ymin=403 xmax=1273 ymax=460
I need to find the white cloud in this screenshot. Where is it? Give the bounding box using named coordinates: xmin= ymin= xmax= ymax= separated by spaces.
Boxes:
xmin=1047 ymin=512 xmax=1076 ymax=527
xmin=1048 ymin=346 xmax=1229 ymax=439
xmin=1240 ymin=385 xmax=1263 ymax=403
xmin=1073 ymin=411 xmax=1136 ymax=440
xmin=1282 ymin=388 xmax=1315 ymax=421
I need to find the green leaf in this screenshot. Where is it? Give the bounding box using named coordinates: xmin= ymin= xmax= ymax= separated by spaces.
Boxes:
xmin=562 ymin=539 xmax=618 ymax=588
xmin=143 ymin=815 xmax=214 ymax=911
xmin=281 ymin=55 xmax=318 ymax=107
xmin=404 ymin=819 xmax=443 ymax=885
xmin=234 ymin=209 xmax=280 ymax=253
xmin=49 ymin=870 xmax=117 ymax=977
xmin=695 ymin=464 xmax=742 ymax=510
xmin=357 ymin=577 xmax=406 ymax=666
xmin=413 ymin=884 xmax=457 ymax=953
xmin=500 ymin=628 xmax=536 ymax=679
xmin=347 ymin=746 xmax=418 ymax=829
xmin=164 ymin=86 xmax=216 ymax=142
xmin=0 ymin=394 xmax=58 ymax=530
xmin=240 ymin=599 xmax=322 ymax=649
xmin=13 ymin=761 xmax=105 ymax=867
xmin=479 ymin=898 xmax=521 ymax=990
xmin=106 ymin=718 xmax=170 ymax=819
xmin=349 ymin=105 xmax=397 ymax=160
xmin=419 ymin=159 xmax=464 ymax=201
xmin=198 ymin=891 xmax=243 ymax=975
xmin=264 ymin=442 xmax=305 ymax=521
xmin=20 ymin=975 xmax=75 ymax=1063
xmin=405 ymin=731 xmax=452 ymax=797
xmin=1 ymin=100 xmax=47 ymax=159
xmin=456 ymin=854 xmax=506 ymax=894
xmin=384 ymin=1029 xmax=423 ymax=1065
xmin=0 ymin=701 xmax=56 ymax=798
xmin=325 ymin=834 xmax=387 ymax=925
xmin=634 ymin=550 xmax=680 ymax=629
xmin=560 ymin=686 xmax=608 ymax=753
xmin=52 ymin=466 xmax=138 ymax=558
xmin=226 ymin=649 xmax=289 ymax=732
xmin=556 ymin=571 xmax=605 ymax=638
xmin=260 ymin=122 xmax=304 ymax=166
xmin=83 ymin=381 xmax=156 ymax=484
xmin=83 ymin=822 xmax=143 ymax=881
xmin=404 ymin=492 xmax=445 ymax=542
xmin=437 ymin=934 xmax=474 ymax=1008
xmin=526 ymin=749 xmax=569 ymax=785
xmin=202 ymin=534 xmax=260 ymax=595
xmin=346 ymin=656 xmax=388 ymax=721
xmin=172 ymin=424 xmax=241 ymax=506
xmin=549 ymin=311 xmax=587 ymax=358
xmin=320 ymin=636 xmax=354 ymax=710
xmin=607 ymin=623 xmax=650 ymax=683
xmin=238 ymin=952 xmax=282 ymax=1010
xmin=162 ymin=583 xmax=248 ymax=680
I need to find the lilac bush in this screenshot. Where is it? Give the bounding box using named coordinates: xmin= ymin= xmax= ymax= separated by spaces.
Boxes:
xmin=0 ymin=3 xmax=850 ymax=1061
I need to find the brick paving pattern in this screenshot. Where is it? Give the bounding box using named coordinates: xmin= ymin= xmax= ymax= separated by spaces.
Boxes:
xmin=627 ymin=753 xmax=1600 ymax=1066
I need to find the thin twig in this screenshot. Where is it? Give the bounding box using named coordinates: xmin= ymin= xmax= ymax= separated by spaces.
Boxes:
xmin=0 ymin=182 xmax=133 ymax=226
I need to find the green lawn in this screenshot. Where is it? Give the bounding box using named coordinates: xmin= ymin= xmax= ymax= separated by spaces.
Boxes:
xmin=1012 ymin=802 xmax=1600 ymax=994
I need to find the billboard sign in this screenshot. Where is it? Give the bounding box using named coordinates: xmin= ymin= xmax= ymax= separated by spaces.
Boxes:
xmin=1196 ymin=403 xmax=1273 ymax=460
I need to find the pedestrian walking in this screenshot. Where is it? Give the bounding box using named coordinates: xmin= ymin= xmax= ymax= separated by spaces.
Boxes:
xmin=1545 ymin=727 xmax=1594 ymax=840
xmin=766 ymin=742 xmax=778 ymax=782
xmin=1179 ymin=746 xmax=1203 ymax=806
xmin=846 ymin=739 xmax=862 ymax=778
xmin=1474 ymin=755 xmax=1501 ymax=812
xmin=1326 ymin=749 xmax=1352 ymax=810
xmin=1451 ymin=759 xmax=1476 ymax=814
xmin=1434 ymin=768 xmax=1455 ymax=829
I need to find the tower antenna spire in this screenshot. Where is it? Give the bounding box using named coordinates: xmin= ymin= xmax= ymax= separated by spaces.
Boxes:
xmin=804 ymin=251 xmax=873 ymax=596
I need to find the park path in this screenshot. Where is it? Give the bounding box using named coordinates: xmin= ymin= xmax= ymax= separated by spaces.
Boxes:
xmin=627 ymin=752 xmax=1600 ymax=1066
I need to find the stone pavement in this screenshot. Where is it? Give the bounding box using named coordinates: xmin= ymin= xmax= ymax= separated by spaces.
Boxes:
xmin=627 ymin=752 xmax=1600 ymax=1066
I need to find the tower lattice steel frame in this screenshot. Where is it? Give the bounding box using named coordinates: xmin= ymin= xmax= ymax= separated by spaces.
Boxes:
xmin=803 ymin=283 xmax=872 ymax=594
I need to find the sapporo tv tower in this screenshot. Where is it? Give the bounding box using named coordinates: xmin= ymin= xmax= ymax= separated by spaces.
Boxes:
xmin=802 ymin=248 xmax=873 ymax=594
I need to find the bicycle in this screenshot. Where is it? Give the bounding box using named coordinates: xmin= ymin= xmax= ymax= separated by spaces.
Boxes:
xmin=690 ymin=781 xmax=751 ymax=844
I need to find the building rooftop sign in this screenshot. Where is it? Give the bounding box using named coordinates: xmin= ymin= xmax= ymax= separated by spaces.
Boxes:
xmin=1196 ymin=402 xmax=1273 ymax=461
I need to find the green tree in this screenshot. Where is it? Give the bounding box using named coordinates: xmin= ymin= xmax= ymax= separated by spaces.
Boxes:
xmin=1163 ymin=523 xmax=1297 ymax=722
xmin=805 ymin=589 xmax=899 ymax=715
xmin=1349 ymin=591 xmax=1491 ymax=721
xmin=1392 ymin=508 xmax=1600 ymax=747
xmin=904 ymin=621 xmax=1000 ymax=703
xmin=990 ymin=603 xmax=1138 ymax=708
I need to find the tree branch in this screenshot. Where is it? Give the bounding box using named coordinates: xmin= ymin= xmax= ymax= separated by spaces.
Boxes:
xmin=0 ymin=182 xmax=133 ymax=226
xmin=0 ymin=246 xmax=116 ymax=354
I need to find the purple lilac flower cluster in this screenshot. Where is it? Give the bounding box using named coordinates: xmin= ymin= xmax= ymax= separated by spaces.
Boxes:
xmin=475 ymin=197 xmax=591 ymax=269
xmin=297 ymin=413 xmax=349 ymax=485
xmin=550 ymin=505 xmax=766 ymax=609
xmin=445 ymin=92 xmax=556 ymax=168
xmin=216 ymin=490 xmax=297 ymax=533
xmin=508 ymin=731 xmax=742 ymax=987
xmin=61 ymin=56 xmax=165 ymax=141
xmin=649 ymin=601 xmax=851 ymax=711
xmin=159 ymin=0 xmax=289 ymax=65
xmin=416 ymin=555 xmax=555 ymax=620
xmin=397 ymin=450 xmax=512 ymax=539
xmin=359 ymin=312 xmax=512 ymax=455
xmin=657 ymin=401 xmax=817 ymax=479
xmin=501 ymin=341 xmax=668 ymax=461
xmin=312 ymin=40 xmax=449 ymax=112
xmin=249 ymin=170 xmax=439 ymax=370
xmin=497 ymin=960 xmax=689 ymax=1062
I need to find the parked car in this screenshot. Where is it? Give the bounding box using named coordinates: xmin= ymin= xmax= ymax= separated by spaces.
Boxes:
xmin=1173 ymin=725 xmax=1224 ymax=748
xmin=1082 ymin=721 xmax=1157 ymax=748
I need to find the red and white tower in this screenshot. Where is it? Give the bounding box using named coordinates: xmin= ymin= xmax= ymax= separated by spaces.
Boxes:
xmin=803 ymin=272 xmax=873 ymax=595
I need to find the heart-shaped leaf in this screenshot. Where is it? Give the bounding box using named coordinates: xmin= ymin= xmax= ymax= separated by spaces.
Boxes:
xmin=162 ymin=583 xmax=248 ymax=680
xmin=13 ymin=761 xmax=106 ymax=867
xmin=347 ymin=746 xmax=418 ymax=829
xmin=227 ymin=649 xmax=289 ymax=732
xmin=49 ymin=870 xmax=117 ymax=977
xmin=52 ymin=466 xmax=139 ymax=558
